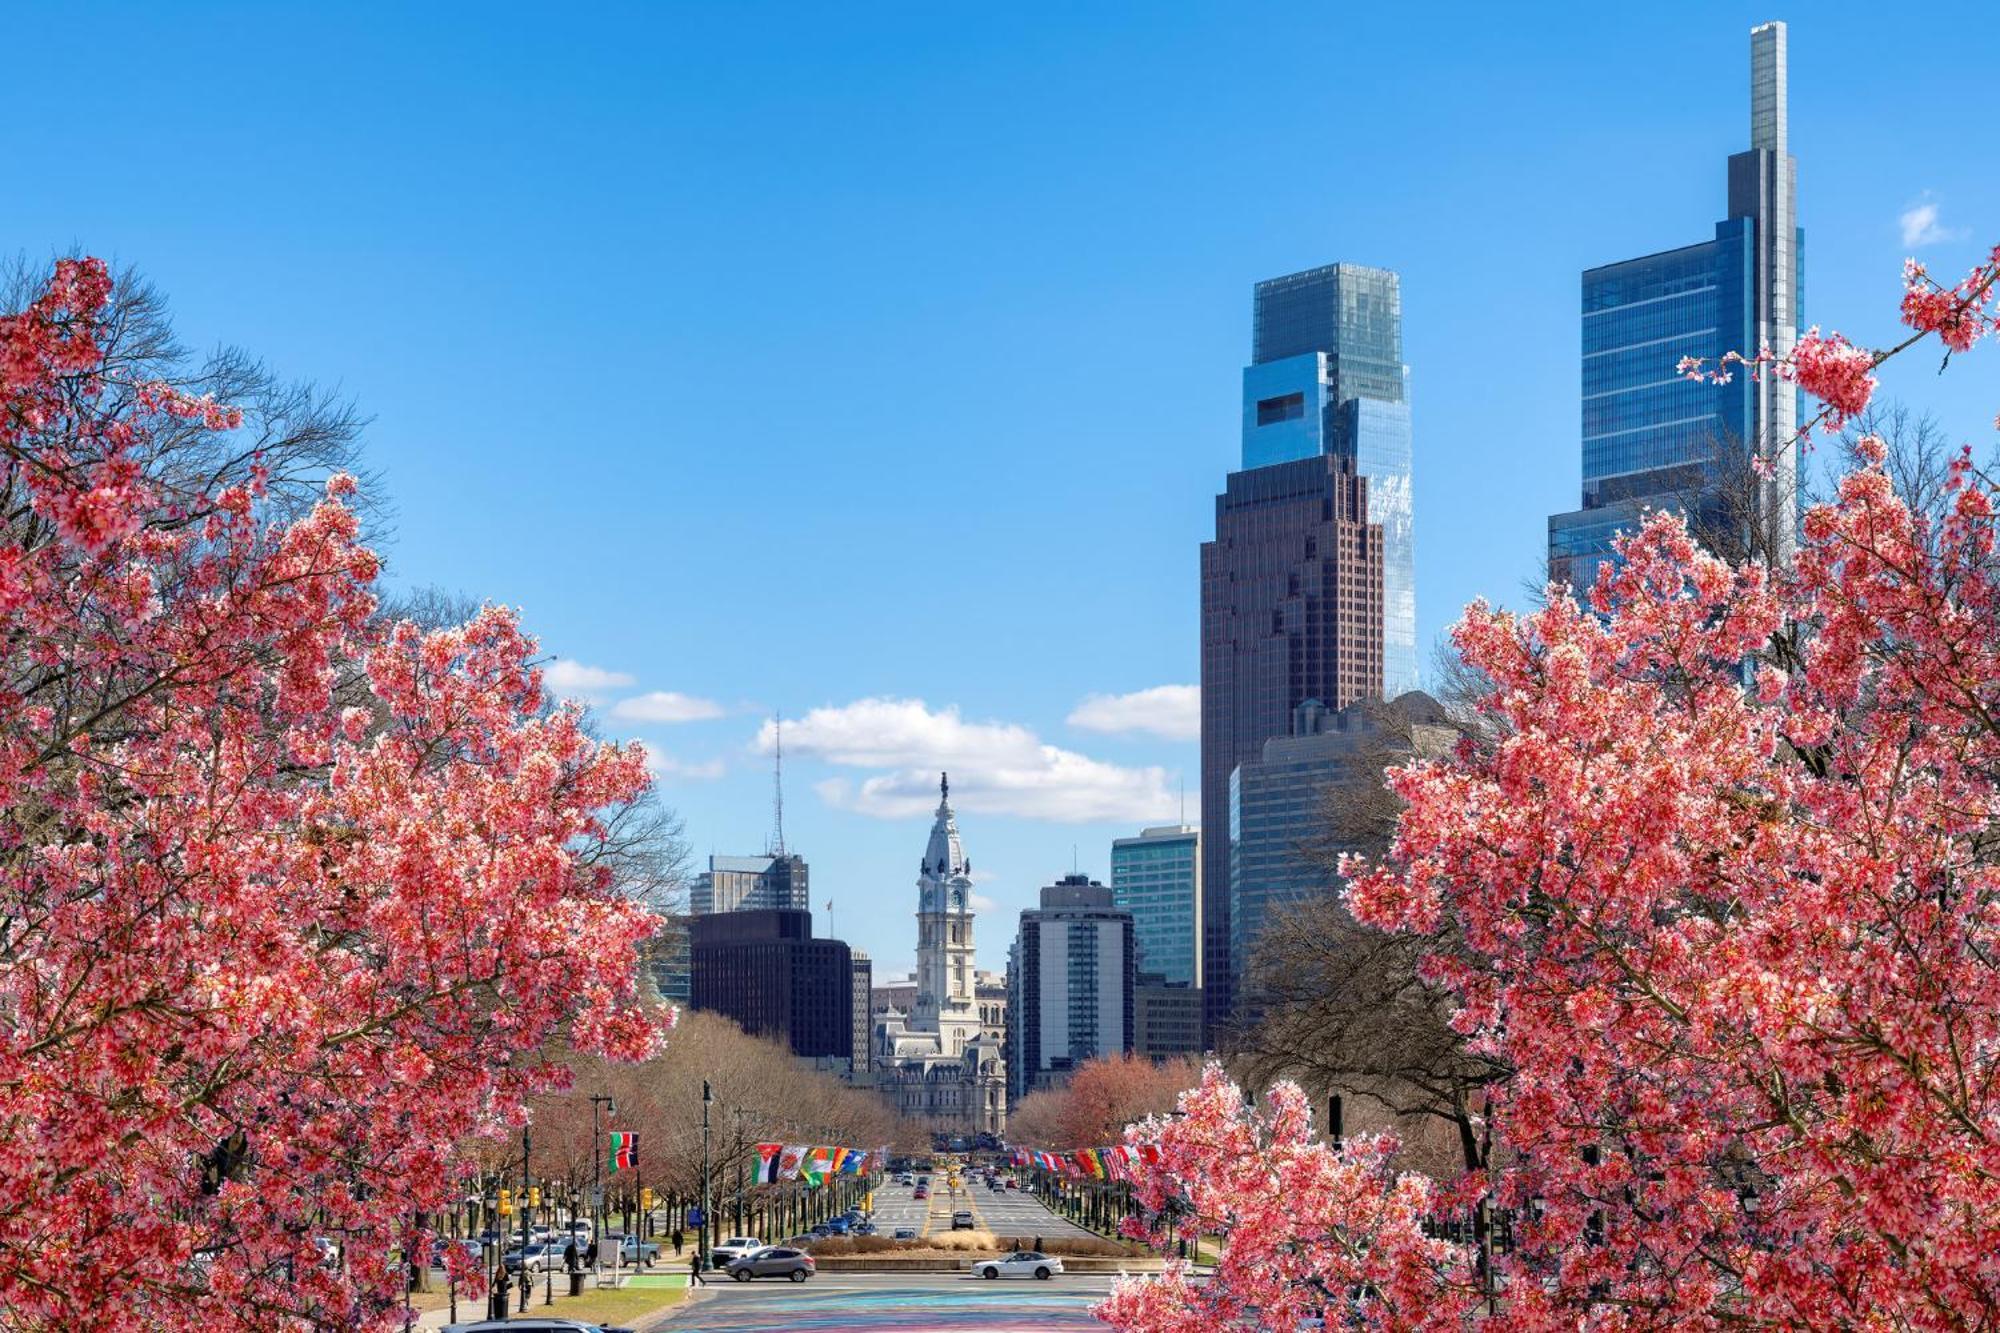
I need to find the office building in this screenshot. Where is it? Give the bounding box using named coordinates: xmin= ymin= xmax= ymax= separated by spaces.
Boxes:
xmin=648 ymin=916 xmax=691 ymax=1006
xmin=1109 ymin=824 xmax=1202 ymax=988
xmin=690 ymin=852 xmax=809 ymax=916
xmin=871 ymin=775 xmax=1007 ymax=1135
xmin=688 ymin=909 xmax=853 ymax=1062
xmin=1241 ymin=263 xmax=1414 ymax=698
xmin=849 ymin=949 xmax=873 ymax=1074
xmin=1200 ymin=454 xmax=1384 ymax=1035
xmin=1549 ymin=22 xmax=1803 ymax=591
xmin=1134 ymin=974 xmax=1205 ymax=1059
xmin=1006 ymin=875 xmax=1136 ymax=1101
xmin=1229 ymin=693 xmax=1455 ymax=1010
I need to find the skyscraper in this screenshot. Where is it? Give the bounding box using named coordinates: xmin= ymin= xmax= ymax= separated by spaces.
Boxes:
xmin=1006 ymin=875 xmax=1136 ymax=1101
xmin=688 ymin=908 xmax=854 ymax=1062
xmin=1109 ymin=824 xmax=1202 ymax=989
xmin=690 ymin=852 xmax=809 ymax=916
xmin=1241 ymin=264 xmax=1415 ymax=697
xmin=1549 ymin=22 xmax=1802 ymax=591
xmin=1200 ymin=454 xmax=1384 ymax=1036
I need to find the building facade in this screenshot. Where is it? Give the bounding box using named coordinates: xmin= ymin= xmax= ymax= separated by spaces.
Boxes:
xmin=691 ymin=852 xmax=810 ymax=916
xmin=1229 ymin=693 xmax=1455 ymax=1009
xmin=1241 ymin=264 xmax=1415 ymax=700
xmin=849 ymin=950 xmax=873 ymax=1074
xmin=1199 ymin=454 xmax=1384 ymax=1035
xmin=688 ymin=909 xmax=853 ymax=1061
xmin=1006 ymin=875 xmax=1137 ymax=1101
xmin=1134 ymin=974 xmax=1205 ymax=1059
xmin=870 ymin=776 xmax=1006 ymax=1135
xmin=1109 ymin=824 xmax=1202 ymax=988
xmin=1549 ymin=21 xmax=1802 ymax=591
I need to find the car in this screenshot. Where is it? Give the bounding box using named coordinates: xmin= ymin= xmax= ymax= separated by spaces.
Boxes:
xmin=782 ymin=1234 xmax=817 ymax=1249
xmin=708 ymin=1236 xmax=764 ymax=1267
xmin=501 ymin=1242 xmax=555 ymax=1273
xmin=950 ymin=1210 xmax=975 ymax=1230
xmin=600 ymin=1232 xmax=659 ymax=1266
xmin=973 ymin=1251 xmax=1063 ymax=1280
xmin=725 ymin=1246 xmax=815 ymax=1283
xmin=432 ymin=1237 xmax=484 ymax=1267
xmin=1004 ymin=1177 xmax=1018 ymax=1189
xmin=853 ymin=1222 xmax=877 ymax=1236
xmin=892 ymin=1227 xmax=918 ymax=1240
xmin=442 ymin=1312 xmax=636 ymax=1320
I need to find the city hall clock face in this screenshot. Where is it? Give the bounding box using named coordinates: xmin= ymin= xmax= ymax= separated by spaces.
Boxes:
xmin=950 ymin=888 xmax=963 ymax=909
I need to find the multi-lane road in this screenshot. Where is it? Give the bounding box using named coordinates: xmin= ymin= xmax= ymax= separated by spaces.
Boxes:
xmin=656 ymin=1271 xmax=1126 ymax=1331
xmin=865 ymin=1169 xmax=1097 ymax=1242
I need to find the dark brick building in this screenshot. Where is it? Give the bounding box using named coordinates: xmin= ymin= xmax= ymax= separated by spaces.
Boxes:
xmin=689 ymin=909 xmax=854 ymax=1062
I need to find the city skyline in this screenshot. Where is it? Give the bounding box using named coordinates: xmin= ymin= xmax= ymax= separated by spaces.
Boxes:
xmin=8 ymin=4 xmax=1992 ymax=984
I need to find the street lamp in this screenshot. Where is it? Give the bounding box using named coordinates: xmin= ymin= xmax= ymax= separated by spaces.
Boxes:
xmin=519 ymin=1128 xmax=532 ymax=1313
xmin=590 ymin=1094 xmax=616 ymax=1265
xmin=700 ymin=1081 xmax=714 ymax=1274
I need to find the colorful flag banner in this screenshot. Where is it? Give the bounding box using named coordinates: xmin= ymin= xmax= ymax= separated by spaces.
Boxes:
xmin=777 ymin=1145 xmax=807 ymax=1181
xmin=607 ymin=1131 xmax=637 ymax=1173
xmin=801 ymin=1145 xmax=836 ymax=1185
xmin=753 ymin=1143 xmax=784 ymax=1185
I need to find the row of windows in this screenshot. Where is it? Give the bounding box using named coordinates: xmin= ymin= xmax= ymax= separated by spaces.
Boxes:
xmin=1581 ymin=329 xmax=1717 ymax=397
xmin=1582 ymin=379 xmax=1723 ymax=437
xmin=1581 ymin=417 xmax=1725 ymax=482
xmin=1583 ymin=291 xmax=1718 ymax=355
xmin=1582 ymin=245 xmax=1716 ymax=311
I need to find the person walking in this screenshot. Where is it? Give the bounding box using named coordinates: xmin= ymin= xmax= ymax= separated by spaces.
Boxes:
xmin=672 ymin=1228 xmax=684 ymax=1257
xmin=687 ymin=1251 xmax=705 ymax=1287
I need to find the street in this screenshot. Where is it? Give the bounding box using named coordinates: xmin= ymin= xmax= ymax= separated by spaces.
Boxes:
xmin=655 ymin=1271 xmax=1125 ymax=1331
xmin=866 ymin=1172 xmax=1098 ymax=1242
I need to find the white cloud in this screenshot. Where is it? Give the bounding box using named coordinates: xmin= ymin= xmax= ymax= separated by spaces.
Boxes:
xmin=762 ymin=697 xmax=1178 ymax=824
xmin=611 ymin=691 xmax=727 ymax=724
xmin=1900 ymin=195 xmax=1967 ymax=248
xmin=968 ymin=892 xmax=998 ymax=914
xmin=544 ymin=659 xmax=634 ymax=702
xmin=1066 ymin=684 xmax=1200 ymax=741
xmin=638 ymin=741 xmax=726 ymax=782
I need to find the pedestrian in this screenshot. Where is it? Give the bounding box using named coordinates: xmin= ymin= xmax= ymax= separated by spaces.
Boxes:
xmin=672 ymin=1228 xmax=684 ymax=1257
xmin=688 ymin=1251 xmax=705 ymax=1287
xmin=1033 ymin=1235 xmax=1043 ymax=1253
xmin=563 ymin=1238 xmax=579 ymax=1273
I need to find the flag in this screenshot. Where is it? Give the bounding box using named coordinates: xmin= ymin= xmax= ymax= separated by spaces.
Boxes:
xmin=839 ymin=1148 xmax=867 ymax=1175
xmin=753 ymin=1143 xmax=785 ymax=1185
xmin=778 ymin=1145 xmax=807 ymax=1181
xmin=802 ymin=1146 xmax=836 ymax=1185
xmin=607 ymin=1131 xmax=637 ymax=1173
xmin=1080 ymin=1149 xmax=1105 ymax=1180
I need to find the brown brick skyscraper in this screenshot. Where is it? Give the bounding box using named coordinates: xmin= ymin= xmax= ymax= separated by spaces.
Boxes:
xmin=1199 ymin=453 xmax=1383 ymax=1038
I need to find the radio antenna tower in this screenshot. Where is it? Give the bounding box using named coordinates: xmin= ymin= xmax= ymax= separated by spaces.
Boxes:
xmin=768 ymin=712 xmax=787 ymax=856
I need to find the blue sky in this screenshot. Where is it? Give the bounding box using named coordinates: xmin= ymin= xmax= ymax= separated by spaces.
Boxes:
xmin=7 ymin=2 xmax=1994 ymax=980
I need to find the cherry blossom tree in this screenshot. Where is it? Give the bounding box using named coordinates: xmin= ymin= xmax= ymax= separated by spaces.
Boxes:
xmin=1105 ymin=247 xmax=2000 ymax=1330
xmin=0 ymin=259 xmax=671 ymax=1330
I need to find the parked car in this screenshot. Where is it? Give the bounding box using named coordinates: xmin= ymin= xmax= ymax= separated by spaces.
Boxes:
xmin=853 ymin=1221 xmax=877 ymax=1236
xmin=825 ymin=1217 xmax=851 ymax=1235
xmin=950 ymin=1210 xmax=975 ymax=1230
xmin=893 ymin=1227 xmax=918 ymax=1240
xmin=726 ymin=1246 xmax=815 ymax=1283
xmin=444 ymin=1312 xmax=632 ymax=1320
xmin=973 ymin=1251 xmax=1063 ymax=1280
xmin=709 ymin=1236 xmax=763 ymax=1268
xmin=433 ymin=1237 xmax=484 ymax=1268
xmin=501 ymin=1242 xmax=555 ymax=1274
xmin=782 ymin=1234 xmax=817 ymax=1249
xmin=601 ymin=1232 xmax=659 ymax=1266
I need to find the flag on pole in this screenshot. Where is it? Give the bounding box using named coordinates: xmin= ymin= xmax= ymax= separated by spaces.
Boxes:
xmin=607 ymin=1131 xmax=637 ymax=1173
xmin=802 ymin=1146 xmax=836 ymax=1186
xmin=839 ymin=1148 xmax=867 ymax=1175
xmin=778 ymin=1145 xmax=807 ymax=1181
xmin=753 ymin=1143 xmax=785 ymax=1185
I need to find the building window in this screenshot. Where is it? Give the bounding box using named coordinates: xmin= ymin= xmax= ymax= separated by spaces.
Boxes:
xmin=1257 ymin=393 xmax=1305 ymax=426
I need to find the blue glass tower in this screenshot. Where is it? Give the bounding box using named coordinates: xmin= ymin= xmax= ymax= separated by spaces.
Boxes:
xmin=1549 ymin=22 xmax=1803 ymax=591
xmin=1240 ymin=263 xmax=1416 ymax=699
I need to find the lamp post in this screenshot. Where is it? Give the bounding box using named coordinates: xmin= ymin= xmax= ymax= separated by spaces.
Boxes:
xmin=518 ymin=1128 xmax=532 ymax=1314
xmin=700 ymin=1081 xmax=713 ymax=1274
xmin=589 ymin=1094 xmax=616 ymax=1265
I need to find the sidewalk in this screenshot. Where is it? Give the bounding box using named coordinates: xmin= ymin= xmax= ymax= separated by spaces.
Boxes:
xmin=401 ymin=1269 xmax=693 ymax=1330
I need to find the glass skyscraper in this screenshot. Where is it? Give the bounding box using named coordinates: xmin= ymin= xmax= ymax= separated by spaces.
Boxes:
xmin=1240 ymin=263 xmax=1415 ymax=698
xmin=1109 ymin=824 xmax=1201 ymax=989
xmin=1549 ymin=22 xmax=1803 ymax=590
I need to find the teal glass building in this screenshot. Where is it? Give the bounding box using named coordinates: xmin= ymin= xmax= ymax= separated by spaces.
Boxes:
xmin=1550 ymin=22 xmax=1803 ymax=591
xmin=1109 ymin=824 xmax=1201 ymax=989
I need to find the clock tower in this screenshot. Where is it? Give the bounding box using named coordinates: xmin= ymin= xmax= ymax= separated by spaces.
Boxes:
xmin=912 ymin=772 xmax=981 ymax=1057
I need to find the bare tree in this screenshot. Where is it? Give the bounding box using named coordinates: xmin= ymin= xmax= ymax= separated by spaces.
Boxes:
xmin=1228 ymin=690 xmax=1508 ymax=1177
xmin=3 ymin=255 xmax=382 ymax=533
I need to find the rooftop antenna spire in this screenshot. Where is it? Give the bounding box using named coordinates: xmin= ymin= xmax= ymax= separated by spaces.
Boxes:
xmin=1179 ymin=776 xmax=1186 ymax=825
xmin=768 ymin=712 xmax=786 ymax=856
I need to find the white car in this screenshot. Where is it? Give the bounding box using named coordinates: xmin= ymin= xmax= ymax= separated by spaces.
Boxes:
xmin=973 ymin=1251 xmax=1063 ymax=1280
xmin=708 ymin=1236 xmax=764 ymax=1267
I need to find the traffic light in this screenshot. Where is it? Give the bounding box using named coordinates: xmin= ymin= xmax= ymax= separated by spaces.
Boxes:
xmin=640 ymin=1187 xmax=655 ymax=1212
xmin=498 ymin=1188 xmax=513 ymax=1217
xmin=527 ymin=1186 xmax=542 ymax=1209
